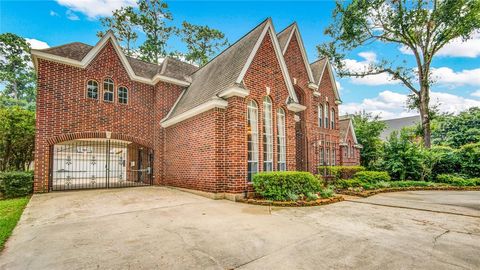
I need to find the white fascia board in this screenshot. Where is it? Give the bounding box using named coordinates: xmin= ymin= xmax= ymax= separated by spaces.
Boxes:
xmin=218 ymin=85 xmax=249 ymax=98
xmin=291 ymin=26 xmax=316 ymax=83
xmin=161 ymin=89 xmax=186 ymax=122
xmin=308 ymin=82 xmax=318 ymax=90
xmin=161 ymin=98 xmax=228 ymax=128
xmin=287 ymin=102 xmax=306 ymax=112
xmin=313 ymin=91 xmax=321 ymax=97
xmin=349 ymin=119 xmax=359 ymax=144
xmin=236 ymin=19 xmax=299 ymax=103
xmin=31 ymin=31 xmax=190 ymax=87
xmin=317 ymin=60 xmax=341 ymax=103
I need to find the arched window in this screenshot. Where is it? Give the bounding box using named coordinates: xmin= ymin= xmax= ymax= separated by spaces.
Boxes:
xmin=247 ymin=100 xmax=259 ymax=181
xmin=324 ymin=103 xmax=329 ymax=129
xmin=103 ymin=78 xmax=114 ymax=102
xmin=331 ymin=108 xmax=335 ymax=129
xmin=318 ymin=105 xmax=323 ymax=127
xmin=118 ymin=86 xmax=128 ymax=104
xmin=86 ymin=80 xmax=98 ymax=99
xmin=263 ymin=96 xmax=273 ymax=171
xmin=277 ymin=108 xmax=286 ymax=171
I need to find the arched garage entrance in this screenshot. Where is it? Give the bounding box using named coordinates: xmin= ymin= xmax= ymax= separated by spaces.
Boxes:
xmin=50 ymin=139 xmax=153 ymax=191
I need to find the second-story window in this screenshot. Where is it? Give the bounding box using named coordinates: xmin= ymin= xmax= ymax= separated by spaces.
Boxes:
xmin=331 ymin=108 xmax=335 ymax=129
xmin=318 ymin=105 xmax=323 ymax=127
xmin=86 ymin=80 xmax=98 ymax=99
xmin=103 ymin=78 xmax=114 ymax=102
xmin=118 ymin=86 xmax=128 ymax=104
xmin=324 ymin=103 xmax=329 ymax=129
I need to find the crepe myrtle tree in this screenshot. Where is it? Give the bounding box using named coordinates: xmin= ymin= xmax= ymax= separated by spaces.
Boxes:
xmin=318 ymin=0 xmax=480 ymax=148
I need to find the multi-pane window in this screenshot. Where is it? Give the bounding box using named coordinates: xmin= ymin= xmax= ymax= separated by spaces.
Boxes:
xmin=87 ymin=80 xmax=98 ymax=99
xmin=318 ymin=105 xmax=323 ymax=127
xmin=277 ymin=108 xmax=286 ymax=171
xmin=320 ymin=146 xmax=324 ymax=165
xmin=103 ymin=78 xmax=114 ymax=102
xmin=324 ymin=103 xmax=329 ymax=129
xmin=118 ymin=86 xmax=128 ymax=104
xmin=331 ymin=108 xmax=335 ymax=129
xmin=326 ymin=142 xmax=330 ymax=165
xmin=263 ymin=96 xmax=274 ymax=171
xmin=332 ymin=147 xmax=336 ymax=166
xmin=247 ymin=100 xmax=259 ymax=181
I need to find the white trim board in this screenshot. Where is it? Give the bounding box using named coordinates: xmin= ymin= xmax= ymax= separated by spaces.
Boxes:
xmin=31 ymin=31 xmax=190 ymax=87
xmin=318 ymin=60 xmax=341 ymax=103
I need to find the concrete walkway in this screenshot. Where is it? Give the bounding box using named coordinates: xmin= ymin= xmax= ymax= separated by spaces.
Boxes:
xmin=1 ymin=187 xmax=479 ymax=269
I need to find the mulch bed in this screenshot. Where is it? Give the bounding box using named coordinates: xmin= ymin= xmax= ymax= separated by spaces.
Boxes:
xmin=338 ymin=186 xmax=480 ymax=197
xmin=237 ymin=195 xmax=344 ymax=207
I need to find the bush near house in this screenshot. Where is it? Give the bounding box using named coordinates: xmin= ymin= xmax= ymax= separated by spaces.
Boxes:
xmin=252 ymin=171 xmax=323 ymax=201
xmin=335 ymin=179 xmax=363 ymax=189
xmin=318 ymin=166 xmax=365 ymax=180
xmin=436 ymin=174 xmax=479 ymax=186
xmin=353 ymin=171 xmax=391 ymax=183
xmin=0 ymin=171 xmax=34 ymax=199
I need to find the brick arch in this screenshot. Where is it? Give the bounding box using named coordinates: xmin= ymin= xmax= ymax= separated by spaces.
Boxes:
xmin=46 ymin=131 xmax=153 ymax=149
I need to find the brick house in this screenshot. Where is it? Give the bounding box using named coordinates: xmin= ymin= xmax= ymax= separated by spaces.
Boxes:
xmin=32 ymin=18 xmax=360 ymax=199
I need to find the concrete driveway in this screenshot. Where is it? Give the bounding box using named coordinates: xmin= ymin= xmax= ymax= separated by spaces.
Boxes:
xmin=1 ymin=188 xmax=479 ymax=270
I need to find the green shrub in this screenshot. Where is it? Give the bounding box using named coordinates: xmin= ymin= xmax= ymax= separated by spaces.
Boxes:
xmin=319 ymin=187 xmax=334 ymax=198
xmin=354 ymin=171 xmax=391 ymax=183
xmin=458 ymin=143 xmax=480 ymax=177
xmin=252 ymin=171 xmax=322 ymax=201
xmin=306 ymin=192 xmax=319 ymax=201
xmin=335 ymin=179 xmax=363 ymax=189
xmin=436 ymin=174 xmax=476 ymax=186
xmin=429 ymin=146 xmax=460 ymax=176
xmin=318 ymin=166 xmax=365 ymax=180
xmin=0 ymin=171 xmax=34 ymax=198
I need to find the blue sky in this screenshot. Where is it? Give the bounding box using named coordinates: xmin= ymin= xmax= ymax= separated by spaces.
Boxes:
xmin=1 ymin=0 xmax=479 ymax=119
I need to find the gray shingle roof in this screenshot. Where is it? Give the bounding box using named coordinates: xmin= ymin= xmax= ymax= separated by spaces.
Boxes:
xmin=42 ymin=42 xmax=92 ymax=61
xmin=380 ymin=115 xmax=421 ymax=141
xmin=165 ymin=19 xmax=270 ymax=119
xmin=277 ymin=23 xmax=295 ymax=52
xmin=310 ymin=58 xmax=327 ymax=85
xmin=339 ymin=118 xmax=350 ymax=143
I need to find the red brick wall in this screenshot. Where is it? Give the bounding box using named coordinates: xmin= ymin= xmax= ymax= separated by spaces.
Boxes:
xmin=339 ymin=124 xmax=361 ymax=166
xmin=282 ymin=34 xmax=341 ymax=174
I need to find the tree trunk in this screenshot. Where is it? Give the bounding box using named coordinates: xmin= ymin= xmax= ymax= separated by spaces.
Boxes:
xmin=419 ymin=88 xmax=431 ymax=148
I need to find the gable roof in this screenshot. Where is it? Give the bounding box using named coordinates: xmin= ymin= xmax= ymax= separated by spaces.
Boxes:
xmin=162 ymin=18 xmax=302 ymax=126
xmin=310 ymin=58 xmax=341 ymax=103
xmin=380 ymin=115 xmax=421 ymax=141
xmin=31 ymin=31 xmax=197 ymax=86
xmin=277 ymin=23 xmax=315 ymax=83
xmin=339 ymin=116 xmax=359 ymax=145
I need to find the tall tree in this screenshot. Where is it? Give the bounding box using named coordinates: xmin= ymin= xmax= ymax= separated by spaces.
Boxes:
xmin=352 ymin=112 xmax=386 ymax=169
xmin=318 ymin=0 xmax=480 ymax=148
xmin=180 ymin=21 xmax=228 ymax=66
xmin=0 ymin=33 xmax=36 ymax=102
xmin=97 ymin=6 xmax=138 ymax=56
xmin=136 ymin=0 xmax=173 ymax=63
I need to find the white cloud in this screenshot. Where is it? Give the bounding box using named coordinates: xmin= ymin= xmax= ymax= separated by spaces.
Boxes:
xmin=340 ymin=90 xmax=480 ymax=119
xmin=49 ymin=10 xmax=59 ymax=17
xmin=56 ymin=0 xmax=136 ymax=19
xmin=25 ymin=38 xmax=50 ymax=50
xmin=400 ymin=32 xmax=480 ymax=58
xmin=343 ymin=52 xmax=399 ymax=86
xmin=471 ymin=90 xmax=480 ymax=97
xmin=432 ymin=67 xmax=480 ymax=86
xmin=66 ymin=9 xmax=80 ymax=21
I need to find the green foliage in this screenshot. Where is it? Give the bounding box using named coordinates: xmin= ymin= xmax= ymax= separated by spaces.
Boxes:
xmin=97 ymin=6 xmax=138 ymax=56
xmin=429 ymin=146 xmax=460 ymax=176
xmin=180 ymin=21 xmax=228 ymax=66
xmin=0 ymin=197 xmax=30 ymax=250
xmin=335 ymin=179 xmax=363 ymax=189
xmin=457 ymin=143 xmax=480 ymax=177
xmin=0 ymin=106 xmax=35 ymax=171
xmin=431 ymin=108 xmax=480 ymax=148
xmin=0 ymin=33 xmax=36 ymax=103
xmin=306 ymin=192 xmax=320 ymax=201
xmin=318 ymin=165 xmax=365 ymax=180
xmin=252 ymin=172 xmax=322 ymax=201
xmin=351 ymin=112 xmax=386 ymax=169
xmin=0 ymin=171 xmax=33 ymax=198
xmin=436 ymin=174 xmax=479 ymax=186
xmin=354 ymin=171 xmax=391 ymax=183
xmin=388 ymin=181 xmax=435 ymax=188
xmin=319 ymin=187 xmax=334 ymax=198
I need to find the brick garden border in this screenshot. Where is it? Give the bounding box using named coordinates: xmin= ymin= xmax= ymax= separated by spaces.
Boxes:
xmin=338 ymin=186 xmax=480 ymax=198
xmin=237 ymin=195 xmax=344 ymax=207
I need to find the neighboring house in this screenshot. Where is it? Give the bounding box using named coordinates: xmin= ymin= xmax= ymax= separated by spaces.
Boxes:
xmin=380 ymin=115 xmax=421 ymax=141
xmin=32 ymin=18 xmax=360 ymax=199
xmin=339 ymin=116 xmax=362 ymax=166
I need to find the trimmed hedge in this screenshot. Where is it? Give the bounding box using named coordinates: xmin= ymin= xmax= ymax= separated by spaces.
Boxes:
xmin=252 ymin=171 xmax=322 ymax=201
xmin=436 ymin=174 xmax=478 ymax=186
xmin=0 ymin=171 xmax=34 ymax=198
xmin=354 ymin=171 xmax=391 ymax=183
xmin=318 ymin=166 xmax=365 ymax=180
xmin=335 ymin=179 xmax=363 ymax=189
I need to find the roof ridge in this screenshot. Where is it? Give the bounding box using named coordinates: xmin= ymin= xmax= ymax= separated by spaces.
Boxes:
xmin=276 ymin=22 xmax=296 ymax=36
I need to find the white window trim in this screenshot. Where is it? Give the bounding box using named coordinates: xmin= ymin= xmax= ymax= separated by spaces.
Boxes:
xmin=103 ymin=78 xmax=114 ymax=103
xmin=118 ymin=86 xmax=128 ymax=104
xmin=247 ymin=100 xmax=259 ymax=181
xmin=277 ymin=108 xmax=286 ymax=171
xmin=86 ymin=80 xmax=99 ymax=100
xmin=263 ymin=97 xmax=274 ymax=172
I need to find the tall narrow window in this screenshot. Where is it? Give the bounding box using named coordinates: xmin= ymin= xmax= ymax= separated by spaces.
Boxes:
xmin=326 ymin=142 xmax=330 ymax=165
xmin=324 ymin=103 xmax=329 ymax=128
xmin=320 ymin=147 xmax=324 ymax=166
xmin=118 ymin=86 xmax=128 ymax=104
xmin=348 ymin=141 xmax=352 ymax=158
xmin=331 ymin=108 xmax=335 ymax=129
xmin=87 ymin=80 xmax=98 ymax=99
xmin=318 ymin=105 xmax=323 ymax=127
xmin=277 ymin=108 xmax=286 ymax=171
xmin=332 ymin=147 xmax=336 ymax=166
xmin=263 ymin=96 xmax=273 ymax=171
xmin=103 ymin=78 xmax=114 ymax=102
xmin=247 ymin=100 xmax=259 ymax=181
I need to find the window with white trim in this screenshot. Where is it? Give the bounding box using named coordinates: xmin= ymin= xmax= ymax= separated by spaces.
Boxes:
xmin=263 ymin=96 xmax=273 ymax=171
xmin=247 ymin=100 xmax=259 ymax=181
xmin=118 ymin=86 xmax=128 ymax=104
xmin=331 ymin=108 xmax=335 ymax=129
xmin=320 ymin=146 xmax=324 ymax=166
xmin=277 ymin=108 xmax=286 ymax=171
xmin=332 ymin=146 xmax=336 ymax=166
xmin=318 ymin=105 xmax=323 ymax=127
xmin=324 ymin=103 xmax=329 ymax=128
xmin=326 ymin=142 xmax=330 ymax=165
xmin=103 ymin=78 xmax=114 ymax=102
xmin=87 ymin=80 xmax=98 ymax=99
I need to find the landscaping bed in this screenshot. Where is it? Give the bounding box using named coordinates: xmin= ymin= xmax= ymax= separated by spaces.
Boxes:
xmin=238 ymin=195 xmax=344 ymax=207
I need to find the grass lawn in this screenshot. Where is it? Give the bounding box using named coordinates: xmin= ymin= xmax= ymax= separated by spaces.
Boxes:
xmin=0 ymin=197 xmax=30 ymax=250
